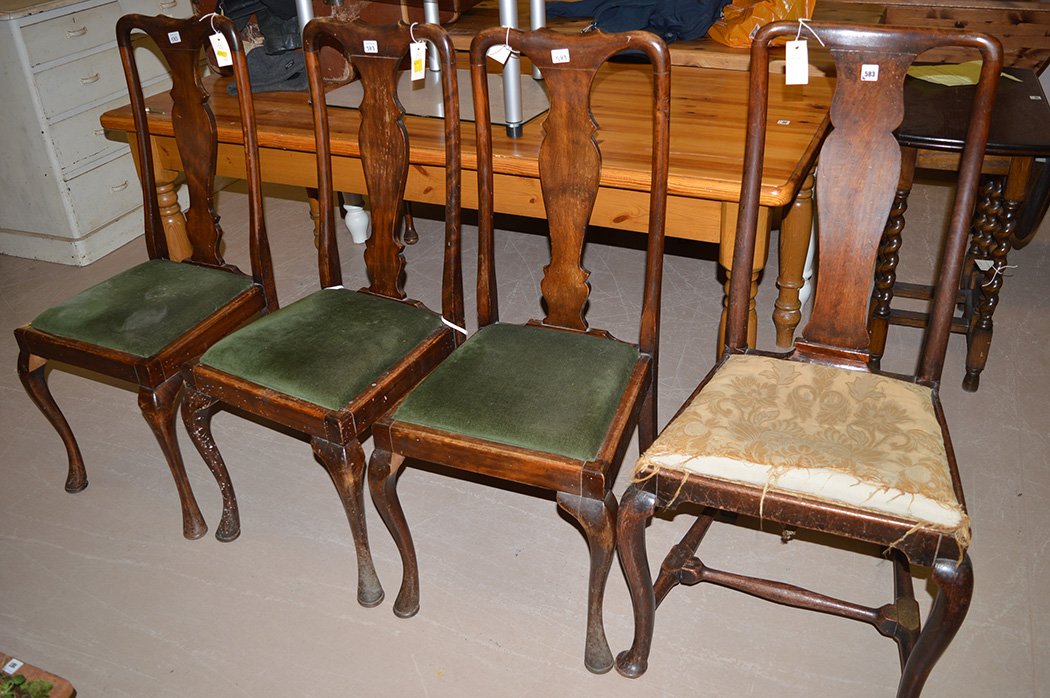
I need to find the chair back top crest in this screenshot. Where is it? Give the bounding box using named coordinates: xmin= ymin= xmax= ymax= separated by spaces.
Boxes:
xmin=469 ymin=28 xmax=670 ymax=356
xmin=116 ymin=13 xmax=271 ymax=294
xmin=729 ymin=21 xmax=1001 ymax=383
xmin=304 ymin=18 xmax=464 ymax=331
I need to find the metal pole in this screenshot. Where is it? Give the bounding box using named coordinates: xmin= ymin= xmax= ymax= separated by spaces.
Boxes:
xmin=498 ymin=0 xmax=523 ymax=138
xmin=530 ymin=0 xmax=545 ymax=80
xmin=423 ymin=0 xmax=441 ymax=72
xmin=294 ymin=0 xmax=313 ymax=38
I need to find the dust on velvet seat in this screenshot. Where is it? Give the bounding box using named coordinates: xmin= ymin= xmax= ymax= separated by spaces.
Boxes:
xmin=393 ymin=323 xmax=641 ymax=462
xmin=636 ymin=353 xmax=968 ymax=538
xmin=31 ymin=259 xmax=254 ymax=358
xmin=199 ymin=288 xmax=445 ymax=411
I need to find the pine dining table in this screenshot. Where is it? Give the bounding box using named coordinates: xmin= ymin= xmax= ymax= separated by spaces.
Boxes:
xmin=100 ymin=58 xmax=834 ymax=347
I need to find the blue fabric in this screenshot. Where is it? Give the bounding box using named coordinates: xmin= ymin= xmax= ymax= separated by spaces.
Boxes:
xmin=546 ymin=0 xmax=732 ymax=43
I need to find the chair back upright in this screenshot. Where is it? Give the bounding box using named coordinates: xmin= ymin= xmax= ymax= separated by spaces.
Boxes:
xmin=303 ymin=18 xmax=464 ymax=333
xmin=729 ymin=21 xmax=1001 ymax=383
xmin=469 ymin=27 xmax=671 ymax=359
xmin=115 ymin=13 xmax=274 ymax=304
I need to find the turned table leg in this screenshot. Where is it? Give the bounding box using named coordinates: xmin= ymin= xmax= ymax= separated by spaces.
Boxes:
xmin=774 ymin=171 xmax=815 ymax=347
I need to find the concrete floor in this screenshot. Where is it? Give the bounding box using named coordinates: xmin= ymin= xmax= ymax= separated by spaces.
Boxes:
xmin=2 ymin=176 xmax=1047 ymax=697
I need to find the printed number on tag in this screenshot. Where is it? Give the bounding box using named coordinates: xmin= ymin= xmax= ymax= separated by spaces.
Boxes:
xmin=167 ymin=31 xmax=181 ymax=44
xmin=363 ymin=40 xmax=378 ymax=54
xmin=551 ymin=48 xmax=570 ymax=64
xmin=3 ymin=659 xmax=23 ymax=676
xmin=209 ymin=33 xmax=232 ymax=67
xmin=861 ymin=64 xmax=879 ymax=81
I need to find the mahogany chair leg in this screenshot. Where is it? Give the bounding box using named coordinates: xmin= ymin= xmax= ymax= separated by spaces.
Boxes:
xmin=312 ymin=437 xmax=385 ymax=608
xmin=896 ymin=554 xmax=974 ymax=698
xmin=17 ymin=350 xmax=87 ymax=493
xmin=368 ymin=447 xmax=419 ymax=618
xmin=614 ymin=484 xmax=658 ymax=679
xmin=138 ymin=375 xmax=207 ymax=540
xmin=557 ymin=489 xmax=617 ymax=674
xmin=180 ymin=384 xmax=240 ymax=542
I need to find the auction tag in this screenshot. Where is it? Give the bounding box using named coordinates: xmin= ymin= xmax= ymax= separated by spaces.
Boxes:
xmin=3 ymin=659 xmax=23 ymax=675
xmin=363 ymin=40 xmax=378 ymax=54
xmin=209 ymin=32 xmax=233 ymax=67
xmin=551 ymin=48 xmax=570 ymax=64
xmin=861 ymin=63 xmax=880 ymax=81
xmin=785 ymin=39 xmax=808 ymax=85
xmin=410 ymin=40 xmax=426 ymax=81
xmin=486 ymin=43 xmax=512 ymax=65
xmin=167 ymin=31 xmax=181 ymax=44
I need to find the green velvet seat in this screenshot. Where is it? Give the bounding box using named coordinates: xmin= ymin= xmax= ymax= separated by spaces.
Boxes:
xmin=200 ymin=288 xmax=445 ymax=411
xmin=31 ymin=259 xmax=254 ymax=358
xmin=394 ymin=323 xmax=640 ymax=462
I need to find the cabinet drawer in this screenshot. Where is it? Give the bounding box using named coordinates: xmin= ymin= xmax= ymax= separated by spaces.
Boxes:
xmin=50 ymin=97 xmax=130 ymax=174
xmin=121 ymin=0 xmax=194 ymax=18
xmin=67 ymin=152 xmax=143 ymax=234
xmin=34 ymin=39 xmax=169 ymax=119
xmin=21 ymin=2 xmax=123 ymax=68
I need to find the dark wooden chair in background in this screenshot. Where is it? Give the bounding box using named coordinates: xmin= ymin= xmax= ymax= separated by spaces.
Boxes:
xmin=14 ymin=14 xmax=277 ymax=540
xmin=367 ymin=26 xmax=670 ymax=674
xmin=179 ymin=18 xmax=464 ymax=608
xmin=869 ymin=66 xmax=1050 ymax=391
xmin=614 ymin=21 xmax=1000 ymax=698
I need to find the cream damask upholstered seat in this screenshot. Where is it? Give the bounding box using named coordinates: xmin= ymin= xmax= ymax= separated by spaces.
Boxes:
xmin=638 ymin=354 xmax=966 ymax=533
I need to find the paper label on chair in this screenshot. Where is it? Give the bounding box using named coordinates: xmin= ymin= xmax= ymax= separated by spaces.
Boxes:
xmin=861 ymin=64 xmax=880 ymax=81
xmin=486 ymin=43 xmax=512 ymax=64
xmin=3 ymin=659 xmax=23 ymax=676
xmin=167 ymin=31 xmax=181 ymax=44
xmin=209 ymin=33 xmax=233 ymax=67
xmin=410 ymin=40 xmax=426 ymax=81
xmin=785 ymin=40 xmax=808 ymax=85
xmin=363 ymin=40 xmax=378 ymax=54
xmin=551 ymin=48 xmax=570 ymax=64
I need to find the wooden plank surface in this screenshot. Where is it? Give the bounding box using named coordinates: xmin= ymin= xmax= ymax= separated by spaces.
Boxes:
xmin=101 ymin=60 xmax=833 ymax=212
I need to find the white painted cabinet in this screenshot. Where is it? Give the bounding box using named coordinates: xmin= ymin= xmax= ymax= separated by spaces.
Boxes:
xmin=0 ymin=0 xmax=192 ymax=265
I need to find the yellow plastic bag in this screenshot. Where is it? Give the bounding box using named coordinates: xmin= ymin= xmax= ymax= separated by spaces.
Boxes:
xmin=708 ymin=0 xmax=816 ymax=48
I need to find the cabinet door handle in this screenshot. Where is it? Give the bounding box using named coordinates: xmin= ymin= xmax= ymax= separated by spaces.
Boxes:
xmin=110 ymin=180 xmax=129 ymax=193
xmin=66 ymin=25 xmax=88 ymax=38
xmin=80 ymin=73 xmax=100 ymax=84
xmin=160 ymin=0 xmax=178 ymax=8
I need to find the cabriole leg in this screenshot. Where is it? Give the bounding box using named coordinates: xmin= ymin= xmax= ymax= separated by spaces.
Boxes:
xmin=614 ymin=484 xmax=659 ymax=678
xmin=557 ymin=489 xmax=617 ymax=674
xmin=896 ymin=554 xmax=973 ymax=698
xmin=139 ymin=375 xmax=207 ymax=540
xmin=312 ymin=437 xmax=384 ymax=608
xmin=368 ymin=448 xmax=418 ymax=618
xmin=17 ymin=350 xmax=87 ymax=493
xmin=180 ymin=384 xmax=239 ymax=542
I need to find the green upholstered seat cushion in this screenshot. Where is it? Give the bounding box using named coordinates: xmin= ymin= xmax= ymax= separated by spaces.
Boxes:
xmin=31 ymin=258 xmax=254 ymax=358
xmin=393 ymin=323 xmax=641 ymax=462
xmin=199 ymin=288 xmax=444 ymax=411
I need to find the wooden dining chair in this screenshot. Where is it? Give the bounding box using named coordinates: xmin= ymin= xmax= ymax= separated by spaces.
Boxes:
xmin=367 ymin=26 xmax=670 ymax=673
xmin=614 ymin=21 xmax=1000 ymax=698
xmin=179 ymin=18 xmax=464 ymax=608
xmin=14 ymin=13 xmax=277 ymax=540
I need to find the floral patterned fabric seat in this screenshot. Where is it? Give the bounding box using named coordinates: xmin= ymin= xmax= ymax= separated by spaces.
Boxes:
xmin=636 ymin=353 xmax=967 ymax=537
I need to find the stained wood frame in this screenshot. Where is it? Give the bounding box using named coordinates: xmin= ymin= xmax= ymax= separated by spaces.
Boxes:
xmin=614 ymin=21 xmax=1001 ymax=698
